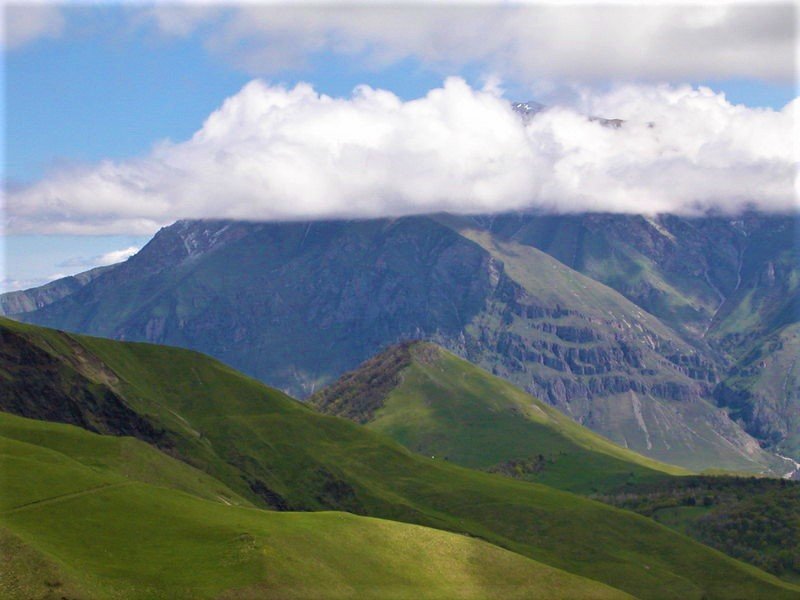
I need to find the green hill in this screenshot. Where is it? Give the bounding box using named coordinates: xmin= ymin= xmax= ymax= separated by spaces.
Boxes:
xmin=311 ymin=341 xmax=800 ymax=579
xmin=2 ymin=317 xmax=798 ymax=599
xmin=311 ymin=341 xmax=688 ymax=494
xmin=0 ymin=413 xmax=626 ymax=600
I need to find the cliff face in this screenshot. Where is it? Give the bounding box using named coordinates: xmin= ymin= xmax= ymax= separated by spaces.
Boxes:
xmin=12 ymin=213 xmax=797 ymax=471
xmin=475 ymin=212 xmax=799 ymax=464
xmin=715 ymin=323 xmax=800 ymax=462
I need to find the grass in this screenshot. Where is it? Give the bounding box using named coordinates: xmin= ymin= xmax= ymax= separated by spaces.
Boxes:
xmin=0 ymin=412 xmax=251 ymax=508
xmin=652 ymin=506 xmax=713 ymax=535
xmin=315 ymin=341 xmax=800 ymax=579
xmin=356 ymin=342 xmax=687 ymax=494
xmin=2 ymin=317 xmax=799 ymax=599
xmin=0 ymin=416 xmax=628 ymax=600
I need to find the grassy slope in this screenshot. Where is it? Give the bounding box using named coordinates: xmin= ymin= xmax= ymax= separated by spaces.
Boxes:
xmin=315 ymin=342 xmax=687 ymax=494
xmin=0 ymin=414 xmax=625 ymax=600
xmin=0 ymin=412 xmax=251 ymax=508
xmin=479 ymin=214 xmax=728 ymax=339
xmin=313 ymin=342 xmax=800 ymax=579
xmin=451 ymin=227 xmax=697 ymax=343
xmin=2 ymin=318 xmax=798 ymax=600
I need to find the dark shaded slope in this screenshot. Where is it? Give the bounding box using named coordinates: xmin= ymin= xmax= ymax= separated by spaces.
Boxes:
xmin=0 ymin=324 xmax=167 ymax=445
xmin=23 ymin=218 xmax=498 ymax=396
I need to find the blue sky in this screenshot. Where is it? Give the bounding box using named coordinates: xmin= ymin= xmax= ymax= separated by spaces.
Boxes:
xmin=3 ymin=3 xmax=797 ymax=292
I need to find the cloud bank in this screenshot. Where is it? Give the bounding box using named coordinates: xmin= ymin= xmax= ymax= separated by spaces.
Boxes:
xmin=144 ymin=3 xmax=796 ymax=83
xmin=5 ymin=3 xmax=795 ymax=85
xmin=7 ymin=78 xmax=798 ymax=234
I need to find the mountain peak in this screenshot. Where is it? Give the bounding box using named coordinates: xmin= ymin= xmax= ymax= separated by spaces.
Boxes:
xmin=511 ymin=101 xmax=545 ymax=122
xmin=309 ymin=340 xmax=437 ymax=424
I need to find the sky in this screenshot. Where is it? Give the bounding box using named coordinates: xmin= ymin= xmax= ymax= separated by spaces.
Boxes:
xmin=2 ymin=1 xmax=798 ymax=292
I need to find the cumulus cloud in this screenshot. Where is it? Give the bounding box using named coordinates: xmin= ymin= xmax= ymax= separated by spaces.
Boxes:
xmin=142 ymin=3 xmax=796 ymax=83
xmin=6 ymin=78 xmax=798 ymax=234
xmin=2 ymin=3 xmax=64 ymax=49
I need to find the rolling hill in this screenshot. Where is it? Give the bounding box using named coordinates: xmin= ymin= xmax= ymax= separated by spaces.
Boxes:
xmin=310 ymin=340 xmax=688 ymax=494
xmin=310 ymin=341 xmax=800 ymax=578
xmin=1 ymin=413 xmax=625 ymax=600
xmin=1 ymin=317 xmax=798 ymax=599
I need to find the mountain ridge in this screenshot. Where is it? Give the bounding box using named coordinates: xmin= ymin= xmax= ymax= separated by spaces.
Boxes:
xmin=5 ymin=212 xmax=796 ymax=469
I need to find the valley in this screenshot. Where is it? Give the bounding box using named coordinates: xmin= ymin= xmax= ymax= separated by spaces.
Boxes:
xmin=5 ymin=7 xmax=796 ymax=597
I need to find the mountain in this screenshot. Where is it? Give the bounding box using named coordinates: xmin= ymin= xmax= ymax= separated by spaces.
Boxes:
xmin=511 ymin=100 xmax=545 ymax=122
xmin=511 ymin=100 xmax=623 ymax=128
xmin=475 ymin=211 xmax=800 ymax=462
xmin=2 ymin=317 xmax=797 ymax=599
xmin=480 ymin=212 xmax=799 ymax=351
xmin=0 ymin=265 xmax=113 ymax=316
xmin=311 ymin=340 xmax=688 ymax=494
xmin=2 ymin=413 xmax=627 ymax=600
xmin=7 ymin=215 xmax=790 ymax=472
xmin=715 ymin=322 xmax=800 ymax=462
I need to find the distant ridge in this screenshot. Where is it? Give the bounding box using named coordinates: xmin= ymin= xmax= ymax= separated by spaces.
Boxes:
xmin=0 ymin=265 xmax=115 ymax=316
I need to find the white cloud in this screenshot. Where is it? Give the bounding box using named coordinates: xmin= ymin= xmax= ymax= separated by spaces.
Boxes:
xmin=143 ymin=3 xmax=796 ymax=83
xmin=3 ymin=3 xmax=795 ymax=83
xmin=58 ymin=246 xmax=141 ymax=268
xmin=2 ymin=3 xmax=64 ymax=49
xmin=1 ymin=277 xmax=50 ymax=293
xmin=6 ymin=78 xmax=798 ymax=234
